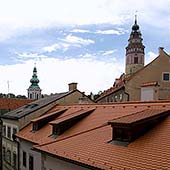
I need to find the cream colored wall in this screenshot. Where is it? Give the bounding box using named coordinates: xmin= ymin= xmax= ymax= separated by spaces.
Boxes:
xmin=126 ymin=51 xmax=170 ymax=101
xmin=43 ymin=154 xmax=89 ymax=170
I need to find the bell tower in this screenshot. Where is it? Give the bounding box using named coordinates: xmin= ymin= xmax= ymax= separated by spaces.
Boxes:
xmin=27 ymin=66 xmax=42 ymax=100
xmin=125 ymin=15 xmax=145 ymax=76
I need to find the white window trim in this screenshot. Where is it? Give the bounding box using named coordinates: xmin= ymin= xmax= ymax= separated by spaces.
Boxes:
xmin=162 ymin=72 xmax=170 ymax=81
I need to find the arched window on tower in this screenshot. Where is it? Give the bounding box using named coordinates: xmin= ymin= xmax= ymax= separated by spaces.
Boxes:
xmin=37 ymin=94 xmax=39 ymax=100
xmin=134 ymin=57 xmax=138 ymax=64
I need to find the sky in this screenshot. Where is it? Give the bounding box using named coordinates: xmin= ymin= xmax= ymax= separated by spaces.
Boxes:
xmin=0 ymin=0 xmax=170 ymax=96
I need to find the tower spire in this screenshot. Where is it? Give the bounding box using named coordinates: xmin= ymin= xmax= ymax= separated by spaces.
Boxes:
xmin=125 ymin=15 xmax=145 ymax=77
xmin=27 ymin=65 xmax=42 ymax=100
xmin=135 ymin=13 xmax=137 ymax=24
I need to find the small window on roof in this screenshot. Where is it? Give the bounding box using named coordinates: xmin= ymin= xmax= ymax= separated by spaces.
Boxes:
xmin=25 ymin=104 xmax=38 ymax=109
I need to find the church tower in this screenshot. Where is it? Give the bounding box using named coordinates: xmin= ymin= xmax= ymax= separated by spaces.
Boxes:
xmin=27 ymin=66 xmax=42 ymax=100
xmin=125 ymin=15 xmax=145 ymax=76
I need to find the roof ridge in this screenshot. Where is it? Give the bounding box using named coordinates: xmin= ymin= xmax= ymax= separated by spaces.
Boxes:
xmin=109 ymin=108 xmax=170 ymax=124
xmin=34 ymin=124 xmax=107 ymax=148
xmin=110 ymin=108 xmax=148 ymax=122
xmin=51 ymin=107 xmax=96 ymax=123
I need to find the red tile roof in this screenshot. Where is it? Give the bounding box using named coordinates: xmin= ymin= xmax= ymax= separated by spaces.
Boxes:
xmin=109 ymin=108 xmax=169 ymax=124
xmin=0 ymin=98 xmax=33 ymax=110
xmin=17 ymin=101 xmax=170 ymax=169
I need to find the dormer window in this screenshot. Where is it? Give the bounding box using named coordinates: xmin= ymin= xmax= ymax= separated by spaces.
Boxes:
xmin=50 ymin=108 xmax=95 ymax=137
xmin=31 ymin=108 xmax=67 ymax=132
xmin=108 ymin=109 xmax=170 ymax=146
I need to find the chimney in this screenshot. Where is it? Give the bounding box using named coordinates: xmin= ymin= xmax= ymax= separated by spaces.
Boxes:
xmin=159 ymin=47 xmax=164 ymax=54
xmin=68 ymin=82 xmax=77 ymax=91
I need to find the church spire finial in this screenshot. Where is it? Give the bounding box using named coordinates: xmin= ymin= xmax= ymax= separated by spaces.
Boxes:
xmin=135 ymin=12 xmax=137 ymax=25
xmin=132 ymin=12 xmax=139 ymax=31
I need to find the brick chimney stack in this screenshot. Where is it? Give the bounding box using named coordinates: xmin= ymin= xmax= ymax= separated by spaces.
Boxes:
xmin=68 ymin=83 xmax=77 ymax=91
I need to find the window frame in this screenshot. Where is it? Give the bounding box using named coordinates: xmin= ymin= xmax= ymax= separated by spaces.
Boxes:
xmin=7 ymin=126 xmax=11 ymax=139
xmin=3 ymin=125 xmax=6 ymax=137
xmin=162 ymin=72 xmax=170 ymax=81
xmin=29 ymin=154 xmax=34 ymax=170
xmin=134 ymin=57 xmax=138 ymax=64
xmin=13 ymin=152 xmax=17 ymax=169
xmin=23 ymin=151 xmax=27 ymax=167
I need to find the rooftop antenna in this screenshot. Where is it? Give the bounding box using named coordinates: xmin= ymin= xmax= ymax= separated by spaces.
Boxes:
xmin=7 ymin=81 xmax=10 ymax=93
xmin=7 ymin=80 xmax=10 ymax=98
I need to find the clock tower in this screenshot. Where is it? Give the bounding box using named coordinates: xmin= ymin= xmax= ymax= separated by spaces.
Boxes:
xmin=125 ymin=15 xmax=145 ymax=76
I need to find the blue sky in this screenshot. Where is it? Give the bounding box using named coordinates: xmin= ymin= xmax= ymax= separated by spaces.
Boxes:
xmin=0 ymin=0 xmax=170 ymax=96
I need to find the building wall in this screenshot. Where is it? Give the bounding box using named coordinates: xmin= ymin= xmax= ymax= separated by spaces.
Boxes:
xmin=141 ymin=86 xmax=154 ymax=101
xmin=97 ymin=89 xmax=129 ymax=103
xmin=42 ymin=154 xmax=89 ymax=170
xmin=2 ymin=90 xmax=93 ymax=170
xmin=126 ymin=51 xmax=170 ymax=101
xmin=2 ymin=119 xmax=19 ymax=170
xmin=20 ymin=139 xmax=41 ymax=170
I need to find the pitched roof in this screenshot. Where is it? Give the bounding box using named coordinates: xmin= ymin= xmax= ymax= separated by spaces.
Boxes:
xmin=1 ymin=91 xmax=76 ymax=120
xmin=109 ymin=108 xmax=168 ymax=124
xmin=17 ymin=101 xmax=170 ymax=169
xmin=95 ymin=85 xmax=124 ymax=102
xmin=0 ymin=98 xmax=32 ymax=110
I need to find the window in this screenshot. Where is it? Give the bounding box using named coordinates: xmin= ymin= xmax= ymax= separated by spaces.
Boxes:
xmin=23 ymin=151 xmax=27 ymax=167
xmin=134 ymin=57 xmax=138 ymax=64
xmin=13 ymin=128 xmax=17 ymax=135
xmin=13 ymin=152 xmax=17 ymax=169
xmin=7 ymin=126 xmax=11 ymax=139
xmin=163 ymin=73 xmax=170 ymax=81
xmin=3 ymin=125 xmax=6 ymax=137
xmin=29 ymin=155 xmax=34 ymax=170
xmin=6 ymin=150 xmax=11 ymax=164
xmin=2 ymin=147 xmax=5 ymax=160
xmin=12 ymin=127 xmax=17 ymax=140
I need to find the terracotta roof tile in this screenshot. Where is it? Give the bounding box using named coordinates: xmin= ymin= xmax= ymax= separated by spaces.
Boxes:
xmin=17 ymin=101 xmax=170 ymax=169
xmin=35 ymin=118 xmax=170 ymax=169
xmin=0 ymin=98 xmax=32 ymax=110
xmin=109 ymin=108 xmax=169 ymax=124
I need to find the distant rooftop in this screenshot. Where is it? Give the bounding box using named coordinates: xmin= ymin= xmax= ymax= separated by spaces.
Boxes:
xmin=1 ymin=91 xmax=75 ymax=120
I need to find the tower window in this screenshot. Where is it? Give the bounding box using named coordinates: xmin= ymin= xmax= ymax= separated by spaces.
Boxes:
xmin=134 ymin=57 xmax=138 ymax=64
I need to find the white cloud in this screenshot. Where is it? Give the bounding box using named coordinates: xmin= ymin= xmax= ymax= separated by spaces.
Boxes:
xmin=146 ymin=51 xmax=158 ymax=65
xmin=0 ymin=57 xmax=124 ymax=96
xmin=15 ymin=52 xmax=47 ymax=61
xmin=1 ymin=0 xmax=170 ymax=41
xmin=71 ymin=29 xmax=91 ymax=33
xmin=102 ymin=50 xmax=117 ymax=56
xmin=43 ymin=35 xmax=94 ymax=53
xmin=63 ymin=34 xmax=95 ymax=46
xmin=71 ymin=28 xmax=127 ymax=35
xmin=42 ymin=44 xmax=61 ymax=53
xmin=96 ymin=29 xmax=126 ymax=35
